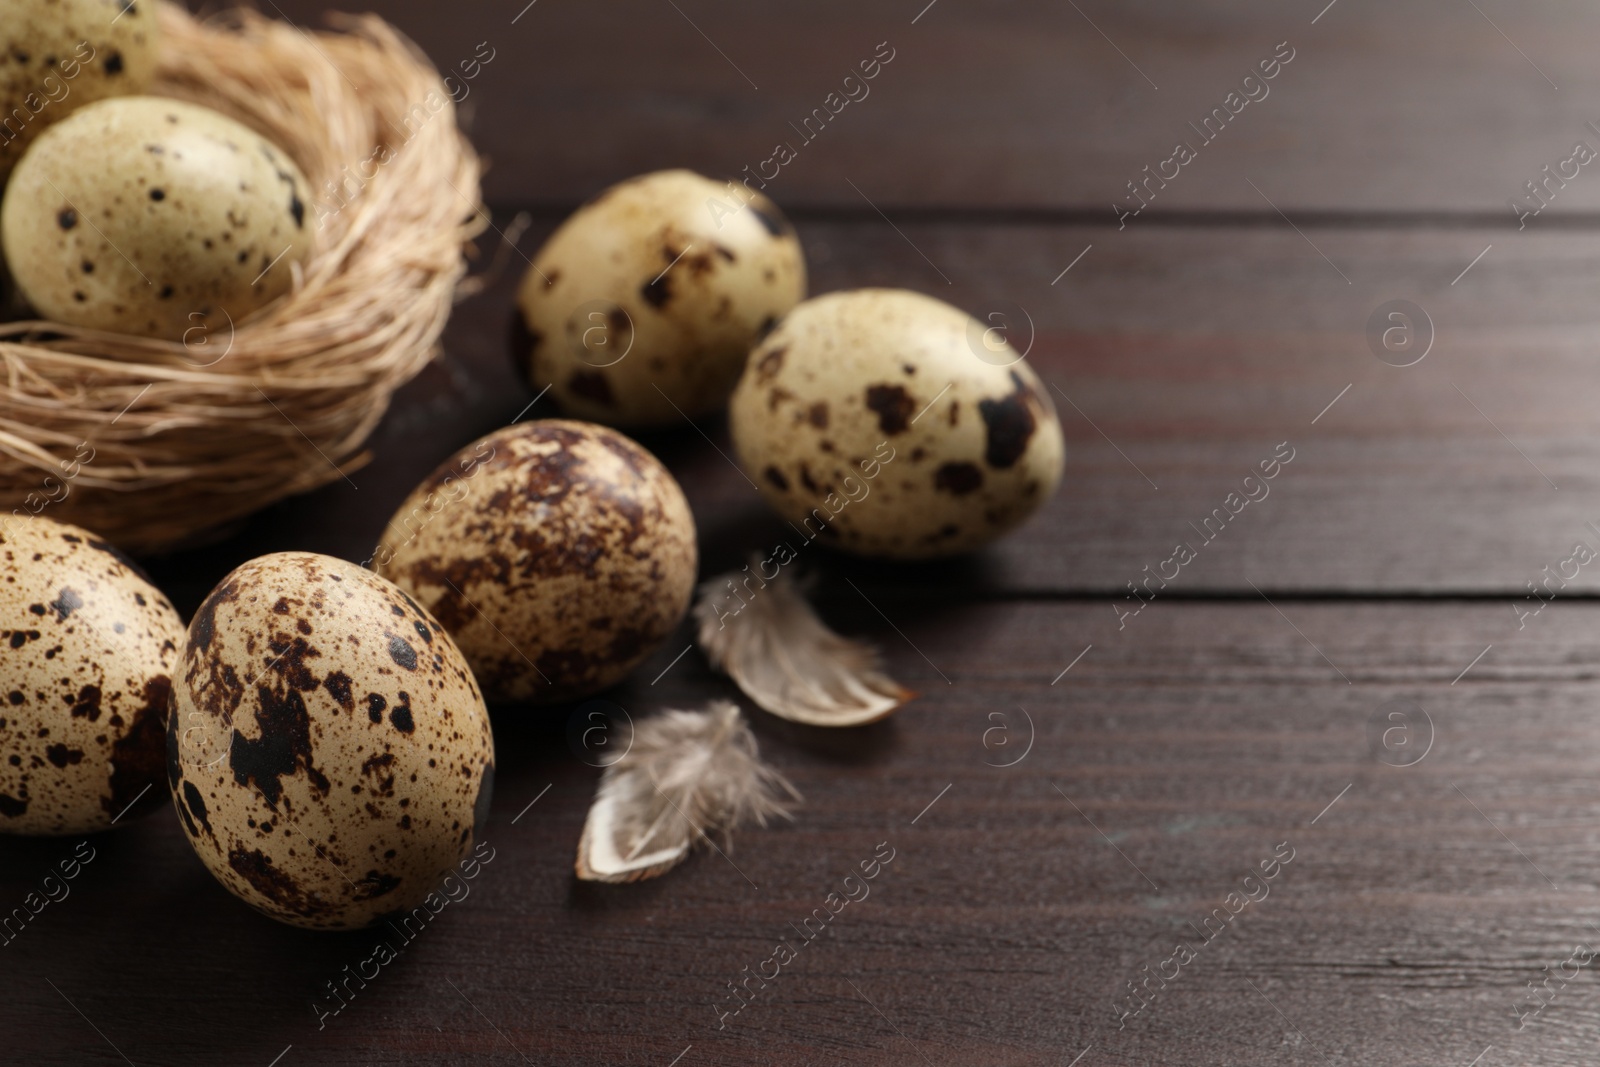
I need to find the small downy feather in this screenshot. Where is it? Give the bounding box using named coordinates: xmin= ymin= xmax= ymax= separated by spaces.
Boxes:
xmin=693 ymin=562 xmax=914 ymax=727
xmin=575 ymin=701 xmax=799 ymax=883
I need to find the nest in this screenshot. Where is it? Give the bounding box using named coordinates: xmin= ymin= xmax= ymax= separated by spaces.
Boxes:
xmin=0 ymin=3 xmax=485 ymax=553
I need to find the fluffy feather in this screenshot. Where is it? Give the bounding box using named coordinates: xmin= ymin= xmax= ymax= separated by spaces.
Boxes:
xmin=575 ymin=701 xmax=799 ymax=883
xmin=693 ymin=563 xmax=914 ymax=727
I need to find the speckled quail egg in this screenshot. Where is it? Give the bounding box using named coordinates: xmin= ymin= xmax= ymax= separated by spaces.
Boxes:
xmin=167 ymin=552 xmax=494 ymax=930
xmin=516 ymin=169 xmax=806 ymax=428
xmin=2 ymin=96 xmax=312 ymax=340
xmin=729 ymin=288 xmax=1065 ymax=559
xmin=0 ymin=515 xmax=183 ymax=835
xmin=373 ymin=420 xmax=698 ymax=705
xmin=0 ymin=0 xmax=160 ymax=178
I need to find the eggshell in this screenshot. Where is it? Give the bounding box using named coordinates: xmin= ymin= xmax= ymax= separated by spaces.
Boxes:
xmin=2 ymin=96 xmax=312 ymax=340
xmin=374 ymin=420 xmax=697 ymax=705
xmin=515 ymin=169 xmax=806 ymax=428
xmin=729 ymin=288 xmax=1065 ymax=559
xmin=0 ymin=515 xmax=183 ymax=835
xmin=0 ymin=0 xmax=160 ymax=177
xmin=167 ymin=552 xmax=494 ymax=930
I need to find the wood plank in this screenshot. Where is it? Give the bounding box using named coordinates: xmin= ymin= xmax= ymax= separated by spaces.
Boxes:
xmin=2 ymin=599 xmax=1595 ymax=1065
xmin=243 ymin=0 xmax=1600 ymax=214
xmin=134 ymin=217 xmax=1600 ymax=606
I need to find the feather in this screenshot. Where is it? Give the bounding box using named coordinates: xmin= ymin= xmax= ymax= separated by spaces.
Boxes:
xmin=575 ymin=701 xmax=799 ymax=883
xmin=693 ymin=562 xmax=915 ymax=727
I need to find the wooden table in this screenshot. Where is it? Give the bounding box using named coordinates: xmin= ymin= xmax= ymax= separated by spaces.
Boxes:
xmin=5 ymin=1 xmax=1600 ymax=1063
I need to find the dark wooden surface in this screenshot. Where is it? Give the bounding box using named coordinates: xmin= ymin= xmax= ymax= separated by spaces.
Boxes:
xmin=5 ymin=2 xmax=1600 ymax=1064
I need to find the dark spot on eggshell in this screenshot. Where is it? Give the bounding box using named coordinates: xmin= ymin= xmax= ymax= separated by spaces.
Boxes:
xmin=387 ymin=634 xmax=418 ymax=672
xmin=934 ymin=461 xmax=984 ymax=496
xmin=567 ymin=370 xmax=614 ymax=407
xmin=865 ymin=384 xmax=915 ymax=435
xmin=361 ymin=751 xmax=395 ymax=789
xmin=267 ymin=634 xmax=320 ymax=691
xmin=358 ymin=871 xmax=401 ymax=899
xmin=323 ymin=671 xmax=353 ymax=711
xmin=228 ymin=847 xmax=315 ymax=913
xmin=367 ymin=693 xmax=386 ymax=724
xmin=182 ymin=780 xmax=212 ymax=836
xmin=189 ymin=579 xmax=238 ymax=655
xmin=149 ymin=188 xmax=165 ymax=202
xmin=57 ymin=209 xmax=77 ymax=230
xmin=104 ymin=51 xmax=124 ymax=75
xmin=640 ymin=274 xmax=670 ymax=309
xmin=103 ymin=676 xmax=170 ymax=820
xmin=290 ymin=193 xmax=305 ymax=228
xmin=0 ymin=793 xmax=27 ymax=817
xmin=978 ymin=371 xmax=1039 ymax=469
xmin=165 ymin=718 xmax=183 ymax=790
xmin=46 ymin=587 xmax=81 ymax=621
xmin=755 ymin=346 xmax=786 ymax=384
xmin=764 ymin=466 xmax=790 ymax=491
xmin=807 ymin=401 xmax=829 ymax=428
xmin=229 ymin=682 xmax=329 ymax=807
xmin=390 ymin=693 xmax=414 ymax=734
xmin=68 ymin=684 xmax=101 ymax=721
xmin=45 ymin=744 xmax=83 ymax=768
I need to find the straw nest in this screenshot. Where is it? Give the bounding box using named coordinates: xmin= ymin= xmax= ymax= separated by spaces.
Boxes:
xmin=0 ymin=3 xmax=485 ymax=553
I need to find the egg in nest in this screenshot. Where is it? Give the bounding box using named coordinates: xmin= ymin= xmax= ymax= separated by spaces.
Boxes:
xmin=0 ymin=516 xmax=183 ymax=835
xmin=729 ymin=288 xmax=1065 ymax=559
xmin=515 ymin=169 xmax=806 ymax=428
xmin=0 ymin=0 xmax=161 ymax=178
xmin=168 ymin=553 xmax=494 ymax=930
xmin=2 ymin=96 xmax=312 ymax=340
xmin=374 ymin=420 xmax=698 ymax=705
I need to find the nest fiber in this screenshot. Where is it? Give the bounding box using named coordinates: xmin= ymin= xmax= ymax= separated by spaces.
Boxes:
xmin=0 ymin=3 xmax=484 ymax=552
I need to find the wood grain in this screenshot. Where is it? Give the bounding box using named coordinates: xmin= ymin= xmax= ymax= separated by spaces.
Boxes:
xmin=1 ymin=601 xmax=1595 ymax=1065
xmin=248 ymin=0 xmax=1600 ymax=216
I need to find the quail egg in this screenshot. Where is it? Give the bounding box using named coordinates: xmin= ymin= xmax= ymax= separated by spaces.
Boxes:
xmin=0 ymin=515 xmax=183 ymax=835
xmin=729 ymin=288 xmax=1065 ymax=559
xmin=516 ymin=169 xmax=806 ymax=428
xmin=167 ymin=552 xmax=494 ymax=930
xmin=0 ymin=0 xmax=160 ymax=178
xmin=373 ymin=420 xmax=698 ymax=705
xmin=2 ymin=96 xmax=312 ymax=340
